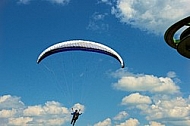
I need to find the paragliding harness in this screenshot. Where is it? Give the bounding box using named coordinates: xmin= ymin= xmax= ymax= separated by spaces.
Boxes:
xmin=71 ymin=108 xmax=82 ymax=126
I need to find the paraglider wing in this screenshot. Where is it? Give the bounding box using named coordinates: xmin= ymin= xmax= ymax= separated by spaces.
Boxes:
xmin=177 ymin=35 xmax=190 ymax=58
xmin=164 ymin=16 xmax=190 ymax=49
xmin=37 ymin=40 xmax=124 ymax=68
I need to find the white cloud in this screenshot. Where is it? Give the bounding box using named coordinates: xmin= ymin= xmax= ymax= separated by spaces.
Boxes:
xmin=111 ymin=0 xmax=190 ymax=35
xmin=167 ymin=71 xmax=176 ymax=78
xmin=113 ymin=72 xmax=180 ymax=94
xmin=0 ymin=95 xmax=84 ymax=125
xmin=121 ymin=93 xmax=152 ymax=105
xmin=131 ymin=95 xmax=190 ymax=126
xmin=0 ymin=95 xmax=24 ymax=109
xmin=0 ymin=109 xmax=17 ymax=118
xmin=46 ymin=0 xmax=70 ymax=5
xmin=72 ymin=103 xmax=85 ymax=112
xmin=97 ymin=0 xmax=112 ymax=5
xmin=113 ymin=111 xmax=128 ymax=121
xmin=144 ymin=96 xmax=190 ymax=121
xmin=119 ymin=93 xmax=190 ymax=126
xmin=17 ymin=0 xmax=70 ymax=5
xmin=116 ymin=118 xmax=140 ymax=126
xmin=111 ymin=69 xmax=190 ymax=126
xmin=44 ymin=101 xmax=69 ymax=115
xmin=94 ymin=118 xmax=112 ymax=126
xmin=148 ymin=121 xmax=165 ymax=126
xmin=87 ymin=12 xmax=109 ymax=32
xmin=23 ymin=105 xmax=45 ymax=116
xmin=8 ymin=117 xmax=33 ymax=125
xmin=166 ymin=71 xmax=181 ymax=83
xmin=23 ymin=101 xmax=69 ymax=117
xmin=111 ymin=68 xmax=134 ymax=78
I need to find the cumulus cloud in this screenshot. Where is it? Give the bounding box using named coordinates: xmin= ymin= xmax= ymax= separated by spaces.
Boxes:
xmin=118 ymin=94 xmax=190 ymax=126
xmin=72 ymin=103 xmax=85 ymax=112
xmin=0 ymin=109 xmax=17 ymax=118
xmin=116 ymin=118 xmax=140 ymax=126
xmin=144 ymin=96 xmax=190 ymax=121
xmin=113 ymin=71 xmax=180 ymax=94
xmin=0 ymin=95 xmax=24 ymax=109
xmin=94 ymin=118 xmax=112 ymax=126
xmin=111 ymin=0 xmax=190 ymax=35
xmin=121 ymin=94 xmax=190 ymax=126
xmin=148 ymin=121 xmax=165 ymax=126
xmin=23 ymin=101 xmax=69 ymax=116
xmin=121 ymin=93 xmax=152 ymax=105
xmin=113 ymin=111 xmax=128 ymax=121
xmin=0 ymin=95 xmax=84 ymax=125
xmin=8 ymin=117 xmax=33 ymax=125
xmin=111 ymin=69 xmax=190 ymax=125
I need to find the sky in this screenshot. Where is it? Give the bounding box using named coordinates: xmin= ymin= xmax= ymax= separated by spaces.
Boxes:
xmin=0 ymin=0 xmax=190 ymax=126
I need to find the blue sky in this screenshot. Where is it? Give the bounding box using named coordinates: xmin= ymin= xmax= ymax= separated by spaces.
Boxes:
xmin=0 ymin=0 xmax=190 ymax=125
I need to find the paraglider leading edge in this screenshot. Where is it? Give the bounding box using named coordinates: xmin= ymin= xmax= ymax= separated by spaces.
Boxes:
xmin=37 ymin=40 xmax=125 ymax=68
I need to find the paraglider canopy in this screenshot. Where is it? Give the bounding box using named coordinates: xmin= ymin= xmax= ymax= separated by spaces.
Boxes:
xmin=37 ymin=40 xmax=125 ymax=68
xmin=177 ymin=35 xmax=190 ymax=58
xmin=164 ymin=16 xmax=190 ymax=59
